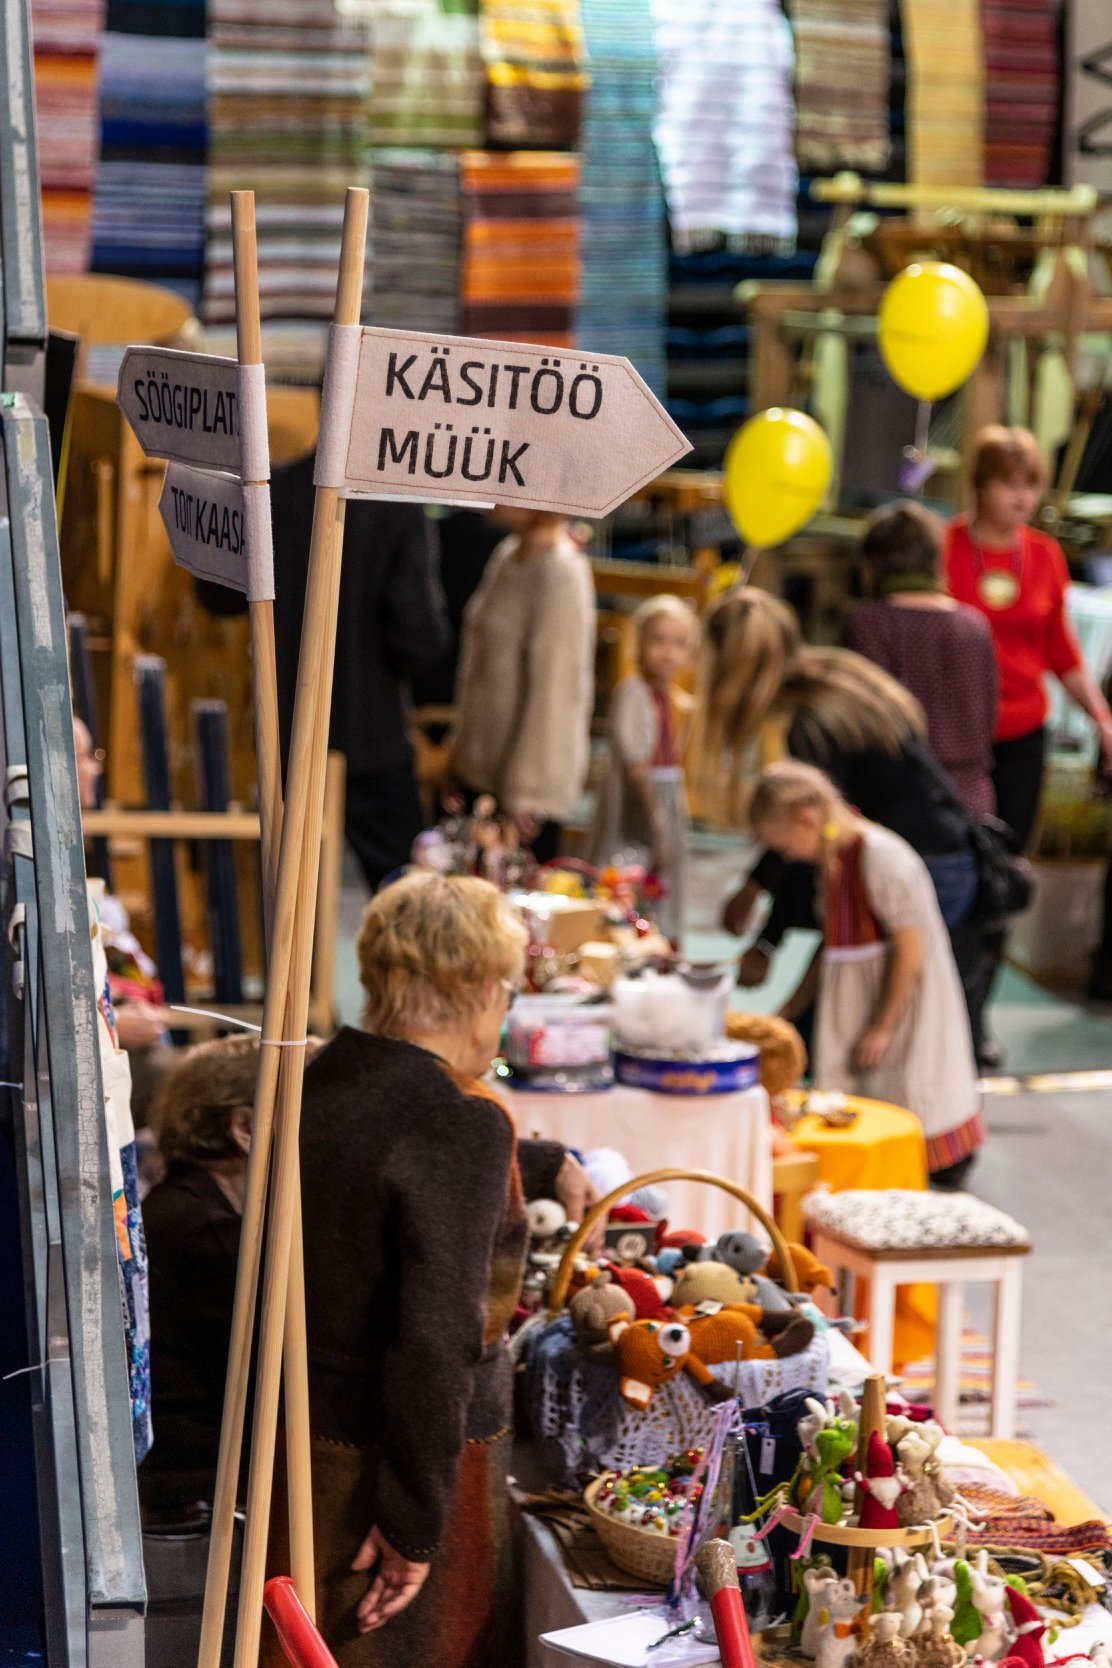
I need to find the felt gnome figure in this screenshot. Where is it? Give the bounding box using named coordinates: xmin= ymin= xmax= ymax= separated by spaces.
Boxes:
xmin=1002 ymin=1591 xmax=1045 ymax=1668
xmin=858 ymin=1430 xmax=904 ymax=1531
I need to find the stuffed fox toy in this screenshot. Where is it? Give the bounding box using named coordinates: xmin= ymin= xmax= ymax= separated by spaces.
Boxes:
xmin=608 ymin=1306 xmax=815 ymax=1409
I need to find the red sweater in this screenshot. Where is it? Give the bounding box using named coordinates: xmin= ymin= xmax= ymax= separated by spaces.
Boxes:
xmin=944 ymin=517 xmax=1082 ymax=741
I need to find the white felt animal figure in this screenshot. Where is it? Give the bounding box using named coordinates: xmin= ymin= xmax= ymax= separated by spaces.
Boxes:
xmin=967 ymin=1553 xmax=1011 ymax=1663
xmin=800 ymin=1567 xmax=840 ymax=1658
xmin=860 ymin=1613 xmax=915 ymax=1668
xmin=811 ymin=1577 xmax=866 ymax=1668
xmin=1088 ymin=1647 xmax=1112 ymax=1668
xmin=914 ymin=1604 xmax=967 ymax=1668
xmin=887 ymin=1553 xmax=929 ymax=1640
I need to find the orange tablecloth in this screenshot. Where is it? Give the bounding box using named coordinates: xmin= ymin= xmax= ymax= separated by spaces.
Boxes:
xmin=789 ymin=1096 xmax=936 ymax=1366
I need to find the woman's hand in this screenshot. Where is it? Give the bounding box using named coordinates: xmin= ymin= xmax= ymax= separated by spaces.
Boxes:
xmin=852 ymin=1025 xmax=893 ymax=1072
xmin=738 ymin=945 xmax=772 ymax=987
xmin=114 ymin=1003 xmax=169 ymax=1050
xmin=352 ymin=1526 xmax=430 ymax=1633
xmin=721 ymin=878 xmax=761 ymax=938
xmin=554 ymin=1152 xmax=604 ymax=1252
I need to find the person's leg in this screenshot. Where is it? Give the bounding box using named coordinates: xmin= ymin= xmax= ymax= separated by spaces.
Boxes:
xmin=529 ymin=820 xmax=563 ymax=867
xmin=344 ymin=764 xmax=425 ymax=893
xmin=978 ymin=727 xmax=1047 ymax=1064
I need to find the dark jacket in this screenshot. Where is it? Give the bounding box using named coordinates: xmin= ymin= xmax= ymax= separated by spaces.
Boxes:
xmin=195 ymin=457 xmax=450 ymax=776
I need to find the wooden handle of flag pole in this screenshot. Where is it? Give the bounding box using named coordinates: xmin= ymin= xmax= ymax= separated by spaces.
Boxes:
xmin=230 ymin=186 xmax=369 ymax=1668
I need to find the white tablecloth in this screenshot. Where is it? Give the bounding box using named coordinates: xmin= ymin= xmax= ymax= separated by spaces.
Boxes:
xmin=505 ymin=1083 xmax=772 ymax=1241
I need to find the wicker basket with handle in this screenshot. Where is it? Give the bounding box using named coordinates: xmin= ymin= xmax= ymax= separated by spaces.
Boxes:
xmin=547 ymin=1167 xmax=798 ymax=1313
xmin=583 ymin=1474 xmax=685 ymax=1587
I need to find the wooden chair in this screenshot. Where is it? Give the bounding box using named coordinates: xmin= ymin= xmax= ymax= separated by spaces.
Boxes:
xmin=47 ymin=274 xmax=194 ymax=347
xmin=771 ymin=1150 xmax=820 ymax=1241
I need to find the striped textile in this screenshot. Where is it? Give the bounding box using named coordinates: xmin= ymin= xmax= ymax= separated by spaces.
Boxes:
xmin=924 ymin=1108 xmax=987 ymax=1173
xmin=980 ymin=0 xmax=1059 ymax=187
xmin=824 ymin=838 xmax=884 ymax=952
xmin=367 ymin=1 xmax=486 ymax=150
xmin=575 ymin=0 xmax=667 ymax=397
xmin=202 ymin=0 xmax=371 ymax=382
xmin=788 ymin=0 xmax=891 ymax=173
xmin=90 ymin=0 xmax=206 ymax=305
xmin=650 ymin=0 xmax=797 ymax=253
xmin=479 ymin=0 xmax=590 ymax=148
xmin=901 ymin=0 xmax=985 ymax=187
xmin=31 ymin=0 xmax=105 ymax=275
xmin=369 ymin=150 xmax=464 ymax=334
xmin=459 ymin=150 xmax=580 ymax=345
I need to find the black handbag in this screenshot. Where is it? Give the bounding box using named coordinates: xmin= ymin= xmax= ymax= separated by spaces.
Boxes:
xmin=969 ymin=815 xmax=1034 ymax=924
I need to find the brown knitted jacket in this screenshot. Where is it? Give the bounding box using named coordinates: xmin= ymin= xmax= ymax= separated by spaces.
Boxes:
xmin=298 ymin=1028 xmax=562 ymax=1560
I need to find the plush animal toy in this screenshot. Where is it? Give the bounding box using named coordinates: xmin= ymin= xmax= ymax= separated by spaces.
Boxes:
xmin=688 ymin=1304 xmax=814 ymax=1365
xmin=709 ymin=1231 xmax=792 ymax=1311
xmin=951 ymin=1556 xmax=1010 ymax=1663
xmin=887 ymin=1553 xmax=929 ymax=1640
xmin=605 ymin=1317 xmax=719 ymax=1408
xmin=799 ymin=1566 xmax=839 ymax=1656
xmin=764 ymin=1242 xmax=836 ymax=1297
xmin=897 ymin=1424 xmax=954 ymax=1527
xmin=670 ymin=1258 xmax=757 ymax=1309
xmin=857 ymin=1430 xmax=904 ymax=1532
xmin=791 ymin=1395 xmax=858 ymax=1524
xmin=914 ymin=1605 xmax=967 ymax=1668
xmin=610 ymin=1265 xmax=671 ymax=1321
xmin=810 ymin=1577 xmax=865 ymax=1668
xmin=1002 ymin=1589 xmax=1044 ymax=1668
xmin=568 ymin=1272 xmax=635 ymax=1360
xmin=860 ymin=1613 xmax=914 ymax=1668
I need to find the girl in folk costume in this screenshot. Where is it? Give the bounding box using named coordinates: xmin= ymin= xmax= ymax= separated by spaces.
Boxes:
xmin=749 ymin=762 xmax=984 ymax=1185
xmin=589 ymin=595 xmax=697 ymax=944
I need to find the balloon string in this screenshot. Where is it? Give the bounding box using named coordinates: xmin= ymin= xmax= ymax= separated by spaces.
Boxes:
xmin=739 ymin=545 xmax=761 ymax=588
xmin=915 ymin=399 xmax=932 ymax=457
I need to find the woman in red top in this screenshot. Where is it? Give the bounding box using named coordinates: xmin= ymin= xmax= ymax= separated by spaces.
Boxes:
xmin=945 ymin=425 xmax=1112 ymax=853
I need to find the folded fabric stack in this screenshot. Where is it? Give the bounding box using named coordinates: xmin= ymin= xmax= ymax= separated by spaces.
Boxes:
xmin=650 ymin=0 xmax=797 ymax=253
xmin=459 ymin=150 xmax=580 ymax=345
xmin=479 ymin=0 xmax=590 ymax=148
xmin=203 ymin=0 xmax=371 ymax=382
xmin=788 ymin=0 xmax=891 ymax=174
xmin=575 ymin=0 xmax=666 ymax=397
xmin=901 ymin=0 xmax=984 ymax=187
xmin=90 ymin=0 xmax=207 ymax=305
xmin=366 ymin=1 xmax=485 ymax=150
xmin=31 ymin=0 xmax=105 ymax=274
xmin=980 ymin=0 xmax=1058 ymax=186
xmin=369 ymin=150 xmax=464 ymax=334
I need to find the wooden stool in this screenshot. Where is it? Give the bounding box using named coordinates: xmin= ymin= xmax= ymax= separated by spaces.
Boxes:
xmin=804 ymin=1190 xmax=1030 ymax=1439
xmin=771 ymin=1150 xmax=820 ymax=1241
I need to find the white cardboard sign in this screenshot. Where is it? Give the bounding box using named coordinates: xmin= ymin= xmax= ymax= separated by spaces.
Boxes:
xmin=315 ymin=326 xmax=692 ymax=518
xmin=117 ymin=347 xmax=242 ymax=472
xmin=158 ymin=462 xmax=274 ymax=600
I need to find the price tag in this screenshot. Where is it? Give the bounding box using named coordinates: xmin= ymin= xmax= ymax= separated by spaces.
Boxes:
xmin=760 ymin=1437 xmax=777 ymax=1475
xmin=1067 ymin=1557 xmax=1106 ymax=1590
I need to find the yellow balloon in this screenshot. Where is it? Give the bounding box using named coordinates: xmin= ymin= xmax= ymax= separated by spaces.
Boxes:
xmin=723 ymin=408 xmax=833 ymax=548
xmin=878 ymin=261 xmax=989 ymax=401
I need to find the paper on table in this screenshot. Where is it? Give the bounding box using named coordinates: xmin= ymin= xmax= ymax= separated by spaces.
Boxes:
xmin=540 ymin=1610 xmax=721 ymax=1666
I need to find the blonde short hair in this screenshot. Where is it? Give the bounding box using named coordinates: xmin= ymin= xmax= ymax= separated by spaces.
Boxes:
xmin=357 ymin=872 xmax=527 ymax=1038
xmin=633 ymin=593 xmax=699 ymax=657
xmin=748 ymin=760 xmax=842 ymax=832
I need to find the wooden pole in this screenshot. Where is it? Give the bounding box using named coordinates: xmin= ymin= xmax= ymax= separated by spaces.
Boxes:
xmin=196 ymin=192 xmax=364 ymax=1668
xmin=847 ymin=1373 xmax=887 ymax=1608
xmin=230 ymin=190 xmax=318 ymax=1615
xmin=231 ymin=186 xmax=368 ymax=1668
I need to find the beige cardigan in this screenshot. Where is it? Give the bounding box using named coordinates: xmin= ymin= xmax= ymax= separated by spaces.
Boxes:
xmin=452 ymin=535 xmax=596 ymax=822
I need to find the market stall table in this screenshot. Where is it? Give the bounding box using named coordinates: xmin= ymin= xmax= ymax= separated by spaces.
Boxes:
xmin=787 ymin=1095 xmax=935 ymax=1365
xmin=505 ymin=1080 xmax=772 ymax=1239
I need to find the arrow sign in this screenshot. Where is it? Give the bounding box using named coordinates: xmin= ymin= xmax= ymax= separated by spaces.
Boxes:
xmin=318 ymin=326 xmax=692 ymax=518
xmin=159 ymin=462 xmax=257 ymax=594
xmin=117 ymin=346 xmax=242 ymax=472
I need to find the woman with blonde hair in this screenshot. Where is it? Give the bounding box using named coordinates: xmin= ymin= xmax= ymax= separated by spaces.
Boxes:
xmin=268 ymin=871 xmax=595 ymax=1668
xmin=748 ymin=761 xmax=983 ymax=1182
xmin=588 ymin=593 xmax=698 ymax=943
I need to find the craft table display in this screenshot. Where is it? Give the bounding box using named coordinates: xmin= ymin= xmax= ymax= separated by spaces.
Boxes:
xmin=505 ymin=1081 xmax=773 ymax=1240
xmin=788 ymin=1096 xmax=936 ymax=1365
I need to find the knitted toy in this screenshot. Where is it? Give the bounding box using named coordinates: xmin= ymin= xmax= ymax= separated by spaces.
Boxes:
xmin=607 ymin=1316 xmax=730 ymax=1409
xmin=610 ymin=1265 xmax=671 ymax=1321
xmin=1002 ymin=1589 xmax=1045 ymax=1668
xmin=687 ymin=1303 xmax=814 ymax=1365
xmin=764 ymin=1241 xmax=836 ymax=1297
xmin=857 ymin=1429 xmax=904 ymax=1532
xmin=860 ymin=1613 xmax=915 ymax=1668
xmin=670 ymin=1258 xmax=757 ymax=1309
xmin=708 ymin=1231 xmax=792 ymax=1311
xmin=568 ymin=1272 xmax=635 ymax=1360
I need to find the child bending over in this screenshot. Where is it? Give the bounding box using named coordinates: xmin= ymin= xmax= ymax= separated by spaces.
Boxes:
xmin=749 ymin=761 xmax=984 ymax=1188
xmin=589 ymin=594 xmax=697 ymax=945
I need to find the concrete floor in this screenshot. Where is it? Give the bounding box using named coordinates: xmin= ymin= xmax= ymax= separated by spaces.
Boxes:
xmin=335 ymin=828 xmax=1112 ymax=1510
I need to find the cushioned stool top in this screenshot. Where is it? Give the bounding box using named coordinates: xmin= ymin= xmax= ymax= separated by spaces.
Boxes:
xmin=804 ymin=1189 xmax=1030 ymax=1252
